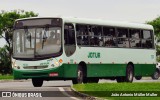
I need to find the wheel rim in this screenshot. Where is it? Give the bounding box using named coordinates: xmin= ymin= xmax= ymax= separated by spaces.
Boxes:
xmin=78 ymin=69 xmax=83 ymax=83
xmin=154 ymin=72 xmax=159 ymax=79
xmin=128 ymin=67 xmax=133 ymax=81
xmin=129 ymin=71 xmax=133 ymax=81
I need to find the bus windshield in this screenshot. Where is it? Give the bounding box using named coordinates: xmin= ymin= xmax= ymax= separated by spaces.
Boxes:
xmin=13 ymin=19 xmax=62 ymax=59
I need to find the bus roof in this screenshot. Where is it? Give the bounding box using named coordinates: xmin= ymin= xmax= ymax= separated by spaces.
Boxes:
xmin=16 ymin=17 xmax=153 ymax=30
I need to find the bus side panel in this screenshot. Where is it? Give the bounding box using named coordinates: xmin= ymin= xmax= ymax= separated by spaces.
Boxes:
xmin=134 ymin=64 xmax=156 ymax=76
xmin=87 ymin=64 xmax=126 ymax=77
xmin=63 ymin=64 xmax=78 ymax=78
xmin=140 ymin=64 xmax=156 ymax=76
xmin=87 ymin=64 xmax=156 ymax=78
xmin=134 ymin=64 xmax=142 ymax=76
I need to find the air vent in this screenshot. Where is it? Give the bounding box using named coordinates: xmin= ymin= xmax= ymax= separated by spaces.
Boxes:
xmin=23 ymin=66 xmax=48 ymax=69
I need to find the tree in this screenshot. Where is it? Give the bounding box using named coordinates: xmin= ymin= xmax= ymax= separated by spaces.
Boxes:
xmin=147 ymin=16 xmax=160 ymax=61
xmin=0 ymin=10 xmax=38 ymax=74
xmin=147 ymin=17 xmax=160 ymax=39
xmin=0 ymin=45 xmax=11 ymax=74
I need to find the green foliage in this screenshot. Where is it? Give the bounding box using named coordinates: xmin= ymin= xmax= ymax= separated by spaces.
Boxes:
xmin=0 ymin=10 xmax=38 ymax=74
xmin=73 ymin=83 xmax=160 ymax=100
xmin=147 ymin=17 xmax=160 ymax=37
xmin=0 ymin=45 xmax=11 ymax=74
xmin=0 ymin=10 xmax=38 ymax=44
xmin=0 ymin=74 xmax=13 ymax=80
xmin=147 ymin=16 xmax=160 ymax=62
xmin=73 ymin=83 xmax=160 ymax=91
xmin=156 ymin=45 xmax=160 ymax=62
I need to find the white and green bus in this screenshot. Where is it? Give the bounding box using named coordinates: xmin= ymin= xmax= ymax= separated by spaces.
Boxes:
xmin=12 ymin=17 xmax=156 ymax=87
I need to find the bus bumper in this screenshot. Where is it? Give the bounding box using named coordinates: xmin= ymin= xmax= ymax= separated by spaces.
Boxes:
xmin=13 ymin=64 xmax=78 ymax=80
xmin=13 ymin=67 xmax=64 ymax=80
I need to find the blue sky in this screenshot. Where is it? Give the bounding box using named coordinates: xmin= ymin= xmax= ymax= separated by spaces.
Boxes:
xmin=0 ymin=0 xmax=160 ymax=47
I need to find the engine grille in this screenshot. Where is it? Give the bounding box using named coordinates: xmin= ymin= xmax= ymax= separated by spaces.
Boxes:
xmin=23 ymin=66 xmax=48 ymax=69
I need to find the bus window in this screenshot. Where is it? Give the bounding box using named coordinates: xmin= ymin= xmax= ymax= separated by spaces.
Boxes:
xmin=129 ymin=29 xmax=141 ymax=48
xmin=141 ymin=30 xmax=153 ymax=49
xmin=103 ymin=27 xmax=116 ymax=47
xmin=90 ymin=26 xmax=103 ymax=46
xmin=76 ymin=24 xmax=89 ymax=46
xmin=64 ymin=23 xmax=76 ymax=57
xmin=117 ymin=28 xmax=129 ymax=48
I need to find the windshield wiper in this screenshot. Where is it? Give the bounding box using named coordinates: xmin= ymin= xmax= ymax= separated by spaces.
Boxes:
xmin=42 ymin=30 xmax=48 ymax=49
xmin=24 ymin=27 xmax=32 ymax=48
xmin=42 ymin=26 xmax=49 ymax=49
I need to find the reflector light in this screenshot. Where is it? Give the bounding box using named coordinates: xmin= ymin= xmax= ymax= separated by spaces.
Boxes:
xmin=49 ymin=72 xmax=58 ymax=77
xmin=59 ymin=59 xmax=63 ymax=63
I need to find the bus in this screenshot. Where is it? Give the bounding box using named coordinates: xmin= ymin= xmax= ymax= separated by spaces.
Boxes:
xmin=12 ymin=17 xmax=156 ymax=87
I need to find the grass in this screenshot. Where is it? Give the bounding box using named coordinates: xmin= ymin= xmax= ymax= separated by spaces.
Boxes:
xmin=0 ymin=74 xmax=13 ymax=80
xmin=73 ymin=83 xmax=160 ymax=100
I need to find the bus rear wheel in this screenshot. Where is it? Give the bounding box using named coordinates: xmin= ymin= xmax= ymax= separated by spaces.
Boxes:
xmin=87 ymin=78 xmax=99 ymax=83
xmin=125 ymin=64 xmax=134 ymax=82
xmin=32 ymin=78 xmax=43 ymax=87
xmin=151 ymin=69 xmax=160 ymax=80
xmin=135 ymin=76 xmax=142 ymax=80
xmin=72 ymin=65 xmax=83 ymax=84
xmin=116 ymin=77 xmax=125 ymax=83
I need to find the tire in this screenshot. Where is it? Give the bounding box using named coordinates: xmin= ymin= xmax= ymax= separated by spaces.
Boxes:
xmin=87 ymin=78 xmax=99 ymax=83
xmin=116 ymin=77 xmax=125 ymax=83
xmin=125 ymin=64 xmax=134 ymax=82
xmin=83 ymin=78 xmax=88 ymax=83
xmin=135 ymin=76 xmax=142 ymax=80
xmin=32 ymin=78 xmax=43 ymax=87
xmin=151 ymin=69 xmax=159 ymax=80
xmin=110 ymin=77 xmax=116 ymax=80
xmin=72 ymin=65 xmax=83 ymax=84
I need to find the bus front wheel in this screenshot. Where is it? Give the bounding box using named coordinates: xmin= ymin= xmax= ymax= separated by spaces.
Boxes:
xmin=32 ymin=78 xmax=43 ymax=87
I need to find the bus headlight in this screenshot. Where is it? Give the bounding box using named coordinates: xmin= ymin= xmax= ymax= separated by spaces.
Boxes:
xmin=12 ymin=63 xmax=20 ymax=69
xmin=12 ymin=62 xmax=16 ymax=68
xmin=52 ymin=59 xmax=62 ymax=67
xmin=55 ymin=61 xmax=59 ymax=66
xmin=12 ymin=63 xmax=17 ymax=68
xmin=53 ymin=61 xmax=60 ymax=67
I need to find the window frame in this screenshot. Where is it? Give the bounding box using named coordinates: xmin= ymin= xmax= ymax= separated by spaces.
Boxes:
xmin=75 ymin=23 xmax=155 ymax=49
xmin=64 ymin=23 xmax=76 ymax=57
xmin=140 ymin=30 xmax=154 ymax=49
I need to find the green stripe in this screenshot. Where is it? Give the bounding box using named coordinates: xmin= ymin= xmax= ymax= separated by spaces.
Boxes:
xmin=87 ymin=64 xmax=156 ymax=77
xmin=134 ymin=64 xmax=156 ymax=76
xmin=13 ymin=63 xmax=155 ymax=79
